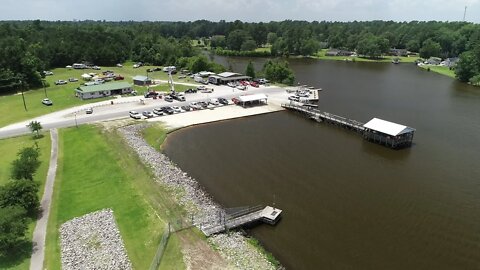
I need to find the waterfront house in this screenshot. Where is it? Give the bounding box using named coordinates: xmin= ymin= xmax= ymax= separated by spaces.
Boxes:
xmin=325 ymin=49 xmax=354 ymax=57
xmin=75 ymin=82 xmax=133 ymax=100
xmin=389 ymin=48 xmax=408 ymax=56
xmin=133 ymin=75 xmax=152 ymax=86
xmin=426 ymin=57 xmax=442 ymax=65
xmin=444 ymin=57 xmax=459 ymax=68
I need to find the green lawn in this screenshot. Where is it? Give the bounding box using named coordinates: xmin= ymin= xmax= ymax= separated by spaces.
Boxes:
xmin=419 ymin=65 xmax=456 ymax=78
xmin=254 ymin=47 xmax=271 ymax=53
xmin=0 ymin=63 xmax=197 ymax=128
xmin=141 ymin=123 xmax=169 ymax=151
xmin=0 ymin=133 xmax=51 ymax=270
xmin=313 ymin=49 xmax=420 ymax=63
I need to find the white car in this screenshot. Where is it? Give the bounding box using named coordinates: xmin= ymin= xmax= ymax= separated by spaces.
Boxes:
xmin=189 ymin=102 xmax=201 ymax=110
xmin=171 ymin=106 xmax=182 ymax=113
xmin=68 ymin=78 xmax=78 ymax=82
xmin=201 ymin=88 xmax=213 ymax=93
xmin=236 ymin=85 xmax=246 ymax=90
xmin=41 ymin=98 xmax=53 ymax=106
xmin=54 ymin=80 xmax=67 ymax=85
xmin=43 ymin=71 xmax=53 ymax=76
xmin=209 ymin=98 xmax=219 ymax=105
xmin=129 ymin=111 xmax=142 ymax=119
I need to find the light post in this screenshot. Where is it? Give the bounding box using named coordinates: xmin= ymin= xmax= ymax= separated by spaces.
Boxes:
xmin=74 ymin=112 xmax=78 ymax=128
xmin=42 ymin=79 xmax=48 ymax=98
xmin=19 ymin=80 xmax=27 ymax=111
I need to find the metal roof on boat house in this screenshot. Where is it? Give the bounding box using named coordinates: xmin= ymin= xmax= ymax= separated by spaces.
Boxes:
xmin=363 ymin=118 xmax=415 ymax=136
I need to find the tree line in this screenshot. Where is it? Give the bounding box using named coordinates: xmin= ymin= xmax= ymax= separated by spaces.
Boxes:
xmin=1 ymin=20 xmax=479 ymax=92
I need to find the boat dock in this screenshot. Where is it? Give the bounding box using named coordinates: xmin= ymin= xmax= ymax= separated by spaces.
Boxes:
xmin=282 ymin=103 xmax=365 ymax=132
xmin=201 ymin=206 xmax=282 ymax=236
xmin=282 ymin=103 xmax=416 ymax=149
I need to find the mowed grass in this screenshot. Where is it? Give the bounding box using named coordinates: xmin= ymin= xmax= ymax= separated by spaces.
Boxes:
xmin=313 ymin=49 xmax=420 ymax=63
xmin=419 ymin=65 xmax=456 ymax=78
xmin=0 ymin=63 xmax=197 ymax=128
xmin=44 ymin=125 xmax=186 ymax=269
xmin=141 ymin=123 xmax=169 ymax=151
xmin=0 ymin=133 xmax=51 ymax=270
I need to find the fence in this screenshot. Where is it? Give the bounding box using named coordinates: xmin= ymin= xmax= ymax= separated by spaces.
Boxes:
xmin=148 ymin=223 xmax=171 ymax=270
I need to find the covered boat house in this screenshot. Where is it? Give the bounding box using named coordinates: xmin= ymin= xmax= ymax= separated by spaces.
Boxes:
xmin=133 ymin=75 xmax=152 ymax=86
xmin=363 ymin=118 xmax=415 ymax=149
xmin=236 ymin=94 xmax=268 ymax=107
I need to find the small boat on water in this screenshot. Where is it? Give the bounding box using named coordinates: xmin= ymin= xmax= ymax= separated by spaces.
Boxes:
xmin=392 ymin=58 xmax=400 ymax=64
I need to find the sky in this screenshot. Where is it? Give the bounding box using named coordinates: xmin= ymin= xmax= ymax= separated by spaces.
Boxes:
xmin=2 ymin=0 xmax=480 ymax=23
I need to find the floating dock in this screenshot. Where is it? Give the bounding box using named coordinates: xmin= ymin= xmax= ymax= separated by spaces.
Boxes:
xmin=201 ymin=206 xmax=282 ymax=236
xmin=282 ymin=103 xmax=415 ymax=149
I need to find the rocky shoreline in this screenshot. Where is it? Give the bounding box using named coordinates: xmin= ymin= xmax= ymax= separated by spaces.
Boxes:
xmin=119 ymin=123 xmax=277 ymax=270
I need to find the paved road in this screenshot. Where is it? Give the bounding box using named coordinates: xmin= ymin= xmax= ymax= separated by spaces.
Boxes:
xmin=0 ymin=86 xmax=287 ymax=139
xmin=30 ymin=129 xmax=59 ymax=270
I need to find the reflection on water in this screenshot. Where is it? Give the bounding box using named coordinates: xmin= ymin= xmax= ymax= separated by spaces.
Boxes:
xmin=164 ymin=57 xmax=480 ymax=269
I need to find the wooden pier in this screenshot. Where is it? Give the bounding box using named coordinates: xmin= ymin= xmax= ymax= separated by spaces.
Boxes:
xmin=282 ymin=103 xmax=415 ymax=148
xmin=282 ymin=103 xmax=365 ymax=132
xmin=201 ymin=206 xmax=282 ymax=236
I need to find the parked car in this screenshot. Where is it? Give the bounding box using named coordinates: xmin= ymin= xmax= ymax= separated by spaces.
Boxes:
xmin=288 ymin=95 xmax=300 ymax=101
xmin=92 ymin=66 xmax=101 ymax=70
xmin=236 ymin=85 xmax=246 ymax=90
xmin=142 ymin=111 xmax=154 ymax=118
xmin=209 ymin=98 xmax=219 ymax=105
xmin=42 ymin=98 xmax=53 ymax=106
xmin=258 ymin=78 xmax=269 ymax=84
xmin=171 ymin=106 xmax=182 ymax=113
xmin=185 ymin=88 xmax=197 ymax=93
xmin=201 ymin=88 xmax=213 ymax=93
xmin=116 ymin=63 xmax=123 ymax=67
xmin=198 ymin=101 xmax=208 ymax=108
xmin=133 ymin=62 xmax=142 ymax=68
xmin=227 ymin=82 xmax=237 ymax=88
xmin=161 ymin=106 xmax=174 ymax=114
xmin=85 ymin=107 xmax=93 ymax=114
xmin=144 ymin=91 xmax=159 ymax=98
xmin=68 ymin=78 xmax=78 ymax=82
xmin=153 ymin=108 xmax=164 ymax=116
xmin=181 ymin=105 xmax=191 ymax=111
xmin=172 ymin=94 xmax=186 ymax=101
xmin=84 ymin=82 xmax=96 ymax=86
xmin=197 ymin=85 xmax=206 ymax=91
xmin=43 ymin=71 xmax=53 ymax=76
xmin=189 ymin=102 xmax=201 ymax=110
xmin=54 ymin=80 xmax=67 ymax=85
xmin=218 ymin=97 xmax=229 ymax=105
xmin=250 ymin=81 xmax=259 ymax=88
xmin=114 ymin=75 xmax=124 ymax=80
xmin=164 ymin=96 xmax=173 ymax=102
xmin=129 ymin=111 xmax=142 ymax=119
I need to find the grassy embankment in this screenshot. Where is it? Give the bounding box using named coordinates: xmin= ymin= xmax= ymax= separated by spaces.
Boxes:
xmin=44 ymin=125 xmax=187 ymax=269
xmin=418 ymin=65 xmax=456 ymax=78
xmin=313 ymin=49 xmax=420 ymax=63
xmin=0 ymin=63 xmax=197 ymax=128
xmin=0 ymin=133 xmax=51 ymax=270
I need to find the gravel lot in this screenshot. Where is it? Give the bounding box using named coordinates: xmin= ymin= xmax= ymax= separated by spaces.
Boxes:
xmin=60 ymin=209 xmax=132 ymax=270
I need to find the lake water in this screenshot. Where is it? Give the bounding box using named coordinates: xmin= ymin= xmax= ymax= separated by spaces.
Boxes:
xmin=164 ymin=56 xmax=480 ymax=269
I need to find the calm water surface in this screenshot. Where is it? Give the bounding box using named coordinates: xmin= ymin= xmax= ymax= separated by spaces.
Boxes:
xmin=164 ymin=57 xmax=480 ymax=269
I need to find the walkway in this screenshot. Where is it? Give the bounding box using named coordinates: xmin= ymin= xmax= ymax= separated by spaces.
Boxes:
xmin=30 ymin=129 xmax=59 ymax=270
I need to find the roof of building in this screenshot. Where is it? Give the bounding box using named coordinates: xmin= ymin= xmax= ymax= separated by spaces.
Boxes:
xmin=217 ymin=72 xmax=241 ymax=78
xmin=76 ymin=82 xmax=132 ymax=93
xmin=363 ymin=118 xmax=415 ymax=136
xmin=238 ymin=94 xmax=268 ymax=103
xmin=133 ymin=75 xmax=151 ymax=81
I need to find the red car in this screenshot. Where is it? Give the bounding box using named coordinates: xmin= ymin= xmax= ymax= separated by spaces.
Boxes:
xmin=240 ymin=81 xmax=249 ymax=86
xmin=114 ymin=75 xmax=124 ymax=80
xmin=249 ymin=82 xmax=259 ymax=87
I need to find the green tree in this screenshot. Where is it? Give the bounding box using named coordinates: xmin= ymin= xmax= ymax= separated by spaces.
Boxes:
xmin=0 ymin=180 xmax=39 ymax=216
xmin=11 ymin=146 xmax=41 ymax=181
xmin=357 ymin=34 xmax=389 ymax=58
xmin=300 ymin=38 xmax=320 ymax=56
xmin=263 ymin=59 xmax=295 ymax=85
xmin=240 ymin=39 xmax=257 ymax=51
xmin=455 ymin=51 xmax=477 ymax=82
xmin=419 ymin=38 xmax=442 ymax=59
xmin=226 ymin=30 xmax=250 ymax=51
xmin=190 ymin=56 xmax=210 ymax=73
xmin=245 ymin=61 xmax=256 ymax=78
xmin=0 ymin=206 xmax=28 ymax=255
xmin=27 ymin=121 xmax=42 ymax=138
xmin=267 ymin=32 xmax=278 ymax=45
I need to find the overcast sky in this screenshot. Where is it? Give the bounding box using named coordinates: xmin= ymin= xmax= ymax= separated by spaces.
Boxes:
xmin=2 ymin=0 xmax=480 ymax=23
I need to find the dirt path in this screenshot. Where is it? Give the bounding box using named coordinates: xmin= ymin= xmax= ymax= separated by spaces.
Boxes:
xmin=30 ymin=129 xmax=59 ymax=270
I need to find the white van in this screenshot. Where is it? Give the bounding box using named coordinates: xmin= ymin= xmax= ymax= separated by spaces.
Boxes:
xmin=209 ymin=98 xmax=219 ymax=105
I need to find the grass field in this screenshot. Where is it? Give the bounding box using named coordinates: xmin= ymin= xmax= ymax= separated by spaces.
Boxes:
xmin=0 ymin=133 xmax=51 ymax=270
xmin=0 ymin=63 xmax=197 ymax=128
xmin=313 ymin=49 xmax=420 ymax=63
xmin=419 ymin=65 xmax=456 ymax=78
xmin=43 ymin=125 xmax=186 ymax=269
xmin=141 ymin=124 xmax=170 ymax=151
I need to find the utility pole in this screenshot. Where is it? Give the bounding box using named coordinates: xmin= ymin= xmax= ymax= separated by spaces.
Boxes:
xmin=463 ymin=6 xmax=467 ymax=21
xmin=19 ymin=80 xmax=27 ymax=111
xmin=42 ymin=79 xmax=48 ymax=98
xmin=74 ymin=112 xmax=78 ymax=128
